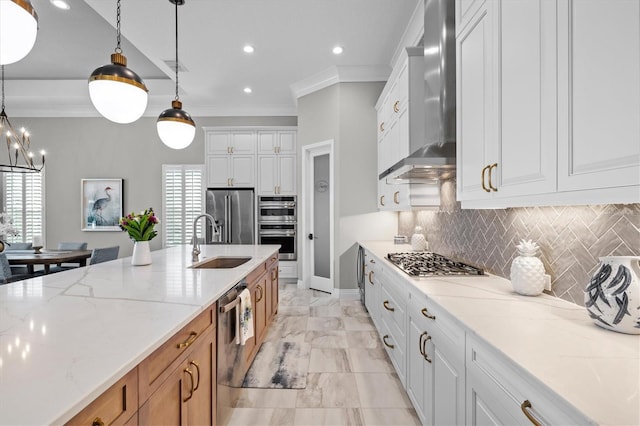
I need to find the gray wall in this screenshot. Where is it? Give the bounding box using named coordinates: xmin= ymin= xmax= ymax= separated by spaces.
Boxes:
xmin=298 ymin=82 xmax=398 ymax=290
xmin=16 ymin=116 xmax=296 ymax=257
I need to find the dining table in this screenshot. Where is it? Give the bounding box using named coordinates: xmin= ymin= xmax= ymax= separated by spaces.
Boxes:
xmin=5 ymin=249 xmax=93 ymax=274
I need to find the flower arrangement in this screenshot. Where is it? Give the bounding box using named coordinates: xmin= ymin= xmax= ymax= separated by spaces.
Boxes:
xmin=119 ymin=208 xmax=160 ymax=241
xmin=0 ymin=213 xmax=19 ymax=240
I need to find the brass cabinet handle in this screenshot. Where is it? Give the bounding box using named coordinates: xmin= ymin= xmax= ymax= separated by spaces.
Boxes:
xmin=421 ymin=308 xmax=436 ymax=320
xmin=92 ymin=418 xmax=105 ymax=426
xmin=256 ymin=285 xmax=263 ymax=303
xmin=230 ymin=146 xmax=234 ymax=154
xmin=521 ymin=400 xmax=543 ymax=426
xmin=418 ymin=331 xmax=428 ymax=356
xmin=393 ymin=100 xmax=400 ymax=113
xmin=369 ymin=259 xmax=375 ymax=264
xmin=380 ymin=195 xmax=385 ymax=206
xmin=383 ymin=300 xmax=395 ymax=312
xmin=379 ymin=122 xmax=385 ymax=132
xmin=368 ymin=271 xmax=374 ymax=285
xmin=382 ymin=334 xmax=395 ymax=349
xmin=488 ymin=163 xmax=498 ymax=191
xmin=393 ymin=191 xmax=399 ymax=204
xmin=227 ymin=146 xmax=231 ymax=154
xmin=481 ymin=165 xmax=491 ymax=192
xmin=422 ymin=334 xmax=432 ymax=363
xmin=230 ymin=178 xmax=234 ymax=187
xmin=271 ymin=269 xmax=277 ymax=281
xmin=177 ymin=331 xmax=198 ymax=349
xmin=183 ymin=367 xmax=195 ymax=402
xmin=190 ymin=361 xmax=200 ymax=391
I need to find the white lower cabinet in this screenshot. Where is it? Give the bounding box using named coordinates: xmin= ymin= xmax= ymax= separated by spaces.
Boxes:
xmin=277 ymin=260 xmax=297 ymax=280
xmin=363 ymin=250 xmax=380 ymax=330
xmin=379 ymin=272 xmax=408 ymax=386
xmin=407 ymin=289 xmax=465 ymax=425
xmin=465 ymin=334 xmax=593 ymax=426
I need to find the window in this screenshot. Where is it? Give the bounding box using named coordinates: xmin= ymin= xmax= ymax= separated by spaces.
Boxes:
xmin=162 ymin=165 xmax=205 ymax=247
xmin=2 ymin=172 xmax=44 ymax=243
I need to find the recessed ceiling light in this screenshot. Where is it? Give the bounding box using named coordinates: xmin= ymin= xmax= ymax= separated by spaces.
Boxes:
xmin=243 ymin=87 xmax=252 ymax=94
xmin=50 ymin=0 xmax=70 ymax=10
xmin=332 ymin=46 xmax=344 ymax=55
xmin=243 ymin=45 xmax=255 ymax=54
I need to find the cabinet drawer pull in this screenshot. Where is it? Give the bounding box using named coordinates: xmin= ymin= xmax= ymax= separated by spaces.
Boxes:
xmin=383 ymin=300 xmax=394 ymax=312
xmin=368 ymin=271 xmax=374 ymax=285
xmin=379 ymin=122 xmax=385 ymax=132
xmin=422 ymin=334 xmax=432 ymax=363
xmin=393 ymin=191 xmax=399 ymax=204
xmin=421 ymin=308 xmax=436 ymax=320
xmin=369 ymin=259 xmax=375 ymax=264
xmin=227 ymin=146 xmax=231 ymax=154
xmin=382 ymin=334 xmax=394 ymax=349
xmin=92 ymin=417 xmax=105 ymax=426
xmin=521 ymin=400 xmax=543 ymax=426
xmin=488 ymin=163 xmax=498 ymax=191
xmin=256 ymin=285 xmax=264 ymax=302
xmin=190 ymin=361 xmax=200 ymax=391
xmin=183 ymin=367 xmax=195 ymax=402
xmin=393 ymin=100 xmax=400 ymax=113
xmin=380 ymin=195 xmax=385 ymax=206
xmin=481 ymin=165 xmax=491 ymax=192
xmin=177 ymin=331 xmax=198 ymax=349
xmin=418 ymin=331 xmax=428 ymax=356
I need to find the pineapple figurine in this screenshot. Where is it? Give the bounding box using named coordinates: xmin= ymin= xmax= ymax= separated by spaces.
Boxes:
xmin=510 ymin=239 xmax=546 ymax=296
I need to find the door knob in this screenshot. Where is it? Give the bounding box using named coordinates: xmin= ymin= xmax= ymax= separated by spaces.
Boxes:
xmin=308 ymin=233 xmax=315 ymax=240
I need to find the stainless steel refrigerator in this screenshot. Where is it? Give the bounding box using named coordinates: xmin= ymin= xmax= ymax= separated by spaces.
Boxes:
xmin=205 ymin=188 xmax=255 ymax=244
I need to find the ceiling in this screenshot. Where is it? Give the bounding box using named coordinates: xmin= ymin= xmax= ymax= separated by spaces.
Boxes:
xmin=4 ymin=0 xmax=421 ymax=118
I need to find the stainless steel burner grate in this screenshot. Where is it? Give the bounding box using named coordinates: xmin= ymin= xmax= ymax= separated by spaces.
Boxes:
xmin=387 ymin=252 xmax=484 ymax=277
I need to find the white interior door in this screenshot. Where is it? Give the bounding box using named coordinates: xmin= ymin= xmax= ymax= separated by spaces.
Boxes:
xmin=303 ymin=141 xmax=334 ymax=294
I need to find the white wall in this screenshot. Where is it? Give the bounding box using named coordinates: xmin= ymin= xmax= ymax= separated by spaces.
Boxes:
xmin=13 ymin=116 xmax=296 ymax=257
xmin=298 ymin=82 xmax=398 ymax=289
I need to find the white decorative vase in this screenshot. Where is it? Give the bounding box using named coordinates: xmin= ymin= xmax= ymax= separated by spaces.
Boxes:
xmin=131 ymin=241 xmax=152 ymax=266
xmin=411 ymin=226 xmax=427 ymax=251
xmin=585 ymin=256 xmax=640 ymax=335
xmin=510 ymin=240 xmax=546 ymax=296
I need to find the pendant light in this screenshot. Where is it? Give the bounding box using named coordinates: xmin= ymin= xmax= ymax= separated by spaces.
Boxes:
xmin=157 ymin=0 xmax=195 ymax=150
xmin=0 ymin=66 xmax=45 ymax=173
xmin=0 ymin=0 xmax=39 ymax=65
xmin=88 ymin=0 xmax=148 ymax=124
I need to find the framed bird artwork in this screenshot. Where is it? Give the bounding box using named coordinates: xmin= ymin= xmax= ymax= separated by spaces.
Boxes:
xmin=81 ymin=178 xmax=124 ymax=231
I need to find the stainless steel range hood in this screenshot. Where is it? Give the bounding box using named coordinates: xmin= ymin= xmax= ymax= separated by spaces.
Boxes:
xmin=380 ymin=0 xmax=456 ymax=183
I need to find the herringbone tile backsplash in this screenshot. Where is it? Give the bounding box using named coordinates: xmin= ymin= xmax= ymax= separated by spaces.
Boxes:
xmin=398 ymin=187 xmax=640 ymax=306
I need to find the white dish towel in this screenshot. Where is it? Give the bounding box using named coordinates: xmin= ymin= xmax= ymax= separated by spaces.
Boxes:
xmin=237 ymin=288 xmax=254 ymax=345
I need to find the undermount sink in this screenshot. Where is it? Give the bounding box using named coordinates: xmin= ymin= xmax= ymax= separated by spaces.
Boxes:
xmin=190 ymin=256 xmax=252 ymax=269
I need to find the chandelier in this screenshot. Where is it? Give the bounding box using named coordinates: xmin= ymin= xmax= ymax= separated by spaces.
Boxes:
xmin=0 ymin=66 xmax=45 ymax=173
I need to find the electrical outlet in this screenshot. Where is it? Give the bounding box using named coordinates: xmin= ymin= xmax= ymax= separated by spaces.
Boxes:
xmin=544 ymin=274 xmax=552 ymax=291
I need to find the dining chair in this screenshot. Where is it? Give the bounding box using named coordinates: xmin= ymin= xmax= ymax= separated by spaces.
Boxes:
xmin=89 ymin=246 xmax=120 ymax=265
xmin=58 ymin=242 xmax=88 ymax=250
xmin=0 ymin=253 xmax=39 ymax=284
xmin=5 ymin=242 xmax=33 ymax=250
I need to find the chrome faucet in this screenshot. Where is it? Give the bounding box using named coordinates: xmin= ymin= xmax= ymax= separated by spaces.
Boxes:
xmin=192 ymin=213 xmax=216 ymax=262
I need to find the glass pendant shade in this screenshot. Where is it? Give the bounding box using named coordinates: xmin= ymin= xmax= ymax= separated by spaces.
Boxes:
xmin=0 ymin=0 xmax=39 ymax=65
xmin=157 ymin=100 xmax=195 ymax=149
xmin=89 ymin=53 xmax=148 ymax=124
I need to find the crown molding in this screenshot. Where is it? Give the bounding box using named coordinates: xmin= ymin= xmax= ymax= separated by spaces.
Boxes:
xmin=290 ymin=65 xmax=391 ymax=100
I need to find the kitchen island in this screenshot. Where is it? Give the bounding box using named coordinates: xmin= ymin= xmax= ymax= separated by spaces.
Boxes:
xmin=360 ymin=241 xmax=639 ymax=426
xmin=0 ymin=244 xmax=280 ymax=425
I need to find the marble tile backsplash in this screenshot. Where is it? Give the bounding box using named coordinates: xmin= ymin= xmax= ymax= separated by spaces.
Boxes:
xmin=398 ymin=192 xmax=640 ymax=306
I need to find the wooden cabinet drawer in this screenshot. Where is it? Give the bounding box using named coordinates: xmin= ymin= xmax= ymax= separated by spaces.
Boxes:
xmin=138 ymin=307 xmax=215 ymax=403
xmin=65 ymin=368 xmax=138 ymax=426
xmin=246 ymin=260 xmax=268 ymax=284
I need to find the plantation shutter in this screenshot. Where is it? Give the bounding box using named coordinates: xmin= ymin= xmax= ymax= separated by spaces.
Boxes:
xmin=162 ymin=165 xmax=205 ymax=247
xmin=2 ymin=171 xmax=44 ymax=243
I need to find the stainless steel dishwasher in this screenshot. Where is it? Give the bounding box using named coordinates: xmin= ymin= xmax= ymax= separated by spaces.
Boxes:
xmin=217 ymin=279 xmax=249 ymax=425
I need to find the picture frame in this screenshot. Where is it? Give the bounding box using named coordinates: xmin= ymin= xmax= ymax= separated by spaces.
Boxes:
xmin=81 ymin=179 xmax=124 ymax=231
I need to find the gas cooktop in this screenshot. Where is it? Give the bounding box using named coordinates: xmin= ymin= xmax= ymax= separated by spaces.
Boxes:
xmin=387 ymin=252 xmax=484 ymax=277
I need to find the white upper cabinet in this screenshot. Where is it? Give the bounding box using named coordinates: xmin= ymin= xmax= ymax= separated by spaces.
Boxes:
xmin=207 ymin=131 xmax=256 ymax=155
xmin=257 ymin=155 xmax=296 ymax=195
xmin=456 ymin=0 xmax=640 ymax=208
xmin=257 ymin=131 xmax=297 ymax=155
xmin=557 ymin=0 xmax=640 ymax=192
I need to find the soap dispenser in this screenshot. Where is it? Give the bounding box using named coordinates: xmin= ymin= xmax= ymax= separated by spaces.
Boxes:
xmin=411 ymin=226 xmax=427 ymax=251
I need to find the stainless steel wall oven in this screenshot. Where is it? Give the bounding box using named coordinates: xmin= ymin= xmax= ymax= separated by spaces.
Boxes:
xmin=258 ymin=196 xmax=297 ymax=260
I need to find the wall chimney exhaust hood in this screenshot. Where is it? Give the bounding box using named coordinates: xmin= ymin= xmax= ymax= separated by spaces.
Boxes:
xmin=380 ymin=0 xmax=456 ymax=184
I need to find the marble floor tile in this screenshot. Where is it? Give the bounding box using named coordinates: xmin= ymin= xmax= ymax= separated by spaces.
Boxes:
xmin=341 ymin=303 xmax=370 ymax=317
xmin=226 ymin=408 xmax=295 ymax=425
xmin=296 ymin=373 xmax=361 ymax=408
xmin=346 ymin=330 xmax=381 ymax=349
xmin=343 ymin=315 xmax=376 ymax=331
xmin=278 ymin=305 xmax=310 ymax=316
xmin=294 ymin=408 xmax=364 ymax=426
xmin=266 ymin=316 xmax=309 ymax=342
xmin=280 ymin=291 xmax=312 ymax=307
xmin=235 ymin=388 xmax=298 ymax=408
xmin=308 ymin=348 xmax=352 ymax=372
xmin=354 ymin=373 xmax=413 ymax=408
xmin=310 ymin=304 xmax=343 ymax=317
xmin=305 ymin=330 xmax=349 ymax=348
xmin=361 ymin=408 xmax=421 ymax=425
xmin=310 ymin=296 xmax=341 ymax=307
xmin=307 ymin=316 xmax=344 ymax=331
xmin=348 ymin=347 xmax=393 ymax=373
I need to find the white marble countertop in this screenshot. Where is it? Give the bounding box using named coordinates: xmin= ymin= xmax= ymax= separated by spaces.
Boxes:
xmin=360 ymin=241 xmax=640 ymax=426
xmin=0 ymin=244 xmax=279 ymax=425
